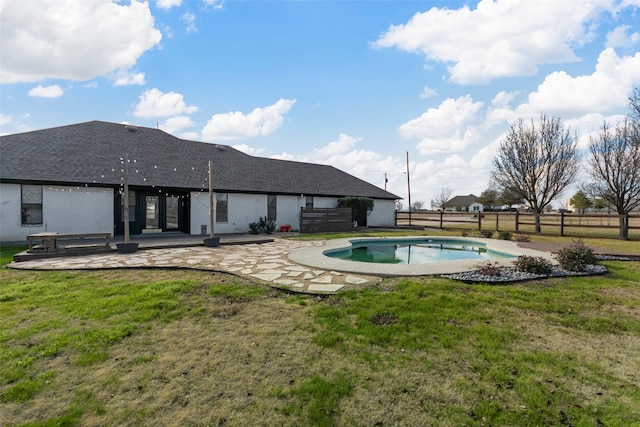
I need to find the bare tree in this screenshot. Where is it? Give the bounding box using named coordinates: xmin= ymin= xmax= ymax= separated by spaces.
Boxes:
xmin=411 ymin=200 xmax=425 ymax=211
xmin=430 ymin=186 xmax=452 ymax=211
xmin=586 ymin=119 xmax=640 ymax=239
xmin=491 ymin=115 xmax=579 ymax=232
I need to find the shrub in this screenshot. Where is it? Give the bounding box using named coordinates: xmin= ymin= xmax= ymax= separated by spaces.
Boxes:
xmin=476 ymin=261 xmax=501 ymax=277
xmin=555 ymin=241 xmax=597 ymax=272
xmin=248 ymin=222 xmax=261 ymax=234
xmin=513 ymin=256 xmax=553 ymax=275
xmin=337 ymin=197 xmax=374 ymax=227
xmin=461 ymin=230 xmax=469 ymax=237
xmin=514 ymin=234 xmax=531 ymax=242
xmin=480 ymin=230 xmax=494 ymax=238
xmin=497 ymin=231 xmax=512 ymax=240
xmin=248 ymin=217 xmax=277 ymax=235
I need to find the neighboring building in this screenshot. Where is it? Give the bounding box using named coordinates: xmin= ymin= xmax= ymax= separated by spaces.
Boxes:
xmin=444 ymin=194 xmax=483 ymax=213
xmin=0 ymin=121 xmax=399 ymax=242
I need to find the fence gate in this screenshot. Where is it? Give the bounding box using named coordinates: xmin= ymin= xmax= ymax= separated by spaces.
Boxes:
xmin=300 ymin=208 xmax=353 ymax=233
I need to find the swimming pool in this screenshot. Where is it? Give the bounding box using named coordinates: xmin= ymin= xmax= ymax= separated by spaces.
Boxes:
xmin=325 ymin=238 xmax=514 ymax=264
xmin=287 ymin=236 xmax=556 ymax=277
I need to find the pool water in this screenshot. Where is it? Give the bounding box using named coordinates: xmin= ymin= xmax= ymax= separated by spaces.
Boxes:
xmin=326 ymin=239 xmax=514 ymax=264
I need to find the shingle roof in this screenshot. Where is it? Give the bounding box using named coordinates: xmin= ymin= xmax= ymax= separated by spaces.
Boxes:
xmin=445 ymin=194 xmax=479 ymax=207
xmin=0 ymin=121 xmax=399 ymax=199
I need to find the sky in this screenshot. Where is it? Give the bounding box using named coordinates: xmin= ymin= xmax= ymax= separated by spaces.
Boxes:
xmin=1 ymin=0 xmax=640 ymax=208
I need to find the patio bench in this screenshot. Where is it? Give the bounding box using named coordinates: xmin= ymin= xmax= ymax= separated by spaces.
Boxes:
xmin=27 ymin=232 xmax=112 ymax=253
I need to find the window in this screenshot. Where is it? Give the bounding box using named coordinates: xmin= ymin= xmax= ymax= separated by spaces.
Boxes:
xmin=216 ymin=193 xmax=228 ymax=222
xmin=267 ymin=195 xmax=277 ymax=221
xmin=120 ymin=190 xmax=136 ymax=222
xmin=21 ymin=185 xmax=42 ymax=225
xmin=305 ymin=196 xmax=314 ymax=209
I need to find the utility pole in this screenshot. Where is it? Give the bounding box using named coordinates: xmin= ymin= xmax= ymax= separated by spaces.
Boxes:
xmin=406 ymin=151 xmax=412 ymax=226
xmin=384 ymin=172 xmax=388 ymax=191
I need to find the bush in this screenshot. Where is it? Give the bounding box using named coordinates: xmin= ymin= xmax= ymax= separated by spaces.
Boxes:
xmin=514 ymin=234 xmax=531 ymax=242
xmin=248 ymin=217 xmax=277 ymax=235
xmin=513 ymin=256 xmax=553 ymax=275
xmin=497 ymin=231 xmax=512 ymax=240
xmin=248 ymin=222 xmax=261 ymax=234
xmin=480 ymin=230 xmax=494 ymax=238
xmin=555 ymin=241 xmax=597 ymax=272
xmin=476 ymin=261 xmax=501 ymax=277
xmin=337 ymin=197 xmax=374 ymax=227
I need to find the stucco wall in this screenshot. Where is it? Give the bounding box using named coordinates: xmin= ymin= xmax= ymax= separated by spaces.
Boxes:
xmin=0 ymin=183 xmax=114 ymax=242
xmin=367 ymin=199 xmax=397 ymax=226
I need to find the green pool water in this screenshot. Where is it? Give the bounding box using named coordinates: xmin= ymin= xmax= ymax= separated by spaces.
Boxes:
xmin=325 ymin=238 xmax=514 ymax=265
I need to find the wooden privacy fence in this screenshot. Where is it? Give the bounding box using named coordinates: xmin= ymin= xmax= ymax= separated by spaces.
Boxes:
xmin=396 ymin=210 xmax=640 ymax=238
xmin=300 ymin=208 xmax=353 ymax=233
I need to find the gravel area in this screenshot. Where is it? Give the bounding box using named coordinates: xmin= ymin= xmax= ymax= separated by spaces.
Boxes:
xmin=441 ymin=263 xmax=609 ymax=284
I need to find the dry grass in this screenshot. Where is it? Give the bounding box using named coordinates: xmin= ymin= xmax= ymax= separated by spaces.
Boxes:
xmin=2 ymin=262 xmax=639 ymax=426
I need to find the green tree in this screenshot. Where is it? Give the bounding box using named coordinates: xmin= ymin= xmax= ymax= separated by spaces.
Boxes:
xmin=569 ymin=190 xmax=592 ymax=214
xmin=491 ymin=115 xmax=579 ymax=232
xmin=498 ymin=186 xmax=523 ymax=209
xmin=337 ymin=197 xmax=374 ymax=227
xmin=476 ymin=188 xmax=499 ymax=211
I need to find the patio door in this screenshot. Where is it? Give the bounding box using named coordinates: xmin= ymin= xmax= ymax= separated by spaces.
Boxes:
xmin=145 ymin=195 xmax=160 ymax=230
xmin=165 ymin=196 xmax=179 ymax=230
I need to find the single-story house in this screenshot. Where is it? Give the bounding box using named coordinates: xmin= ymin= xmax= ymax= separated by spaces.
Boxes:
xmin=444 ymin=194 xmax=483 ymax=213
xmin=0 ymin=121 xmax=400 ymax=242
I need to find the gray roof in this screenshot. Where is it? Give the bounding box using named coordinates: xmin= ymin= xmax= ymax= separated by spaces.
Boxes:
xmin=445 ymin=194 xmax=479 ymax=207
xmin=0 ymin=121 xmax=399 ymax=199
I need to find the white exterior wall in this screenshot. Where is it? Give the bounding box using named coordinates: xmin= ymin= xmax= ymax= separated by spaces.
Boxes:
xmin=189 ymin=193 xmax=397 ymax=234
xmin=190 ymin=192 xmax=271 ymax=235
xmin=0 ymin=183 xmax=113 ymax=242
xmin=470 ymin=202 xmax=484 ymax=212
xmin=367 ymin=199 xmax=397 ymax=226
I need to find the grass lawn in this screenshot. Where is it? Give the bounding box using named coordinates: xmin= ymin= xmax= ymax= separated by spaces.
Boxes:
xmin=1 ymin=239 xmax=639 ymax=426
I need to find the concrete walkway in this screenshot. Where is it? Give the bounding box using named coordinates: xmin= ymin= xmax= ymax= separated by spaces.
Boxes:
xmin=9 ymin=238 xmax=378 ymax=294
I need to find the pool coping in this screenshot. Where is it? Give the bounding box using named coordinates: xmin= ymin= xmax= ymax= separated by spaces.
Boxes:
xmin=287 ymin=236 xmax=557 ymax=277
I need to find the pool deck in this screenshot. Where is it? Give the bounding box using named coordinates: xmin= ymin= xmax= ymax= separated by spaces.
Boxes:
xmin=288 ymin=236 xmax=559 ymax=276
xmin=9 ymin=234 xmax=634 ymax=294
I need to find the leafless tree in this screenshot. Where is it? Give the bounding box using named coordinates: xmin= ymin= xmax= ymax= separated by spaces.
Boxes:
xmin=586 ymin=119 xmax=640 ymax=239
xmin=430 ymin=186 xmax=452 ymax=211
xmin=491 ymin=115 xmax=579 ymax=232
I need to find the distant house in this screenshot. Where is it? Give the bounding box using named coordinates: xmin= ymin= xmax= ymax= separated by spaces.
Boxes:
xmin=0 ymin=121 xmax=400 ymax=242
xmin=444 ymin=194 xmax=483 ymax=213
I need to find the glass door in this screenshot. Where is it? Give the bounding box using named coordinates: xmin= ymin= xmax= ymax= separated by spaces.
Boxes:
xmin=165 ymin=196 xmax=179 ymax=230
xmin=145 ymin=195 xmax=159 ymax=229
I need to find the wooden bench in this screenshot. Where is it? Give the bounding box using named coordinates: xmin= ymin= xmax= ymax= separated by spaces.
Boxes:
xmin=27 ymin=232 xmax=112 ymax=253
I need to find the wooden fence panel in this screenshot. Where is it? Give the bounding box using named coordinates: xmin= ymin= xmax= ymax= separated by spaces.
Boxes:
xmin=395 ymin=210 xmax=640 ymax=239
xmin=300 ymin=208 xmax=353 ymax=233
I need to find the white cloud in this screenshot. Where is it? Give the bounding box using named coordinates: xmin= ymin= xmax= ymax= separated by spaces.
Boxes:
xmin=373 ymin=0 xmax=609 ymax=83
xmin=606 ymin=25 xmax=640 ymax=48
xmin=0 ymin=113 xmax=12 ymax=126
xmin=181 ymin=12 xmax=198 ymax=34
xmin=159 ymin=115 xmax=195 ymax=135
xmin=398 ymin=95 xmax=483 ymax=154
xmin=157 ymin=0 xmax=181 ymax=10
xmin=112 ymin=70 xmax=146 ymax=86
xmin=313 ymin=133 xmax=359 ymax=157
xmin=28 ymin=84 xmax=63 ymax=98
xmin=133 ymin=88 xmax=198 ymax=117
xmin=514 ymin=48 xmax=640 ymax=117
xmin=201 ymin=99 xmax=296 ymax=141
xmin=203 ymin=0 xmax=224 ymax=10
xmin=0 ymin=0 xmax=162 ymax=83
xmin=419 ymin=86 xmax=438 ymax=99
xmin=232 ymin=144 xmax=266 ymax=156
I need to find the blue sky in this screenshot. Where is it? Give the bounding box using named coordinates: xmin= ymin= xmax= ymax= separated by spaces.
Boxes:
xmin=1 ymin=0 xmax=640 ymax=207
